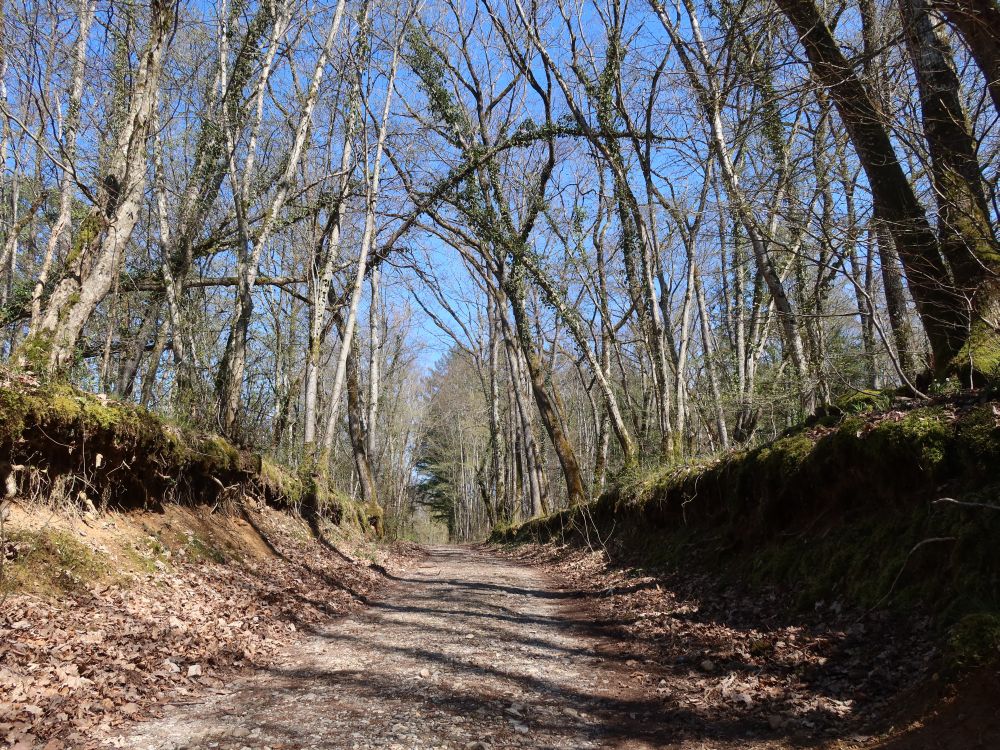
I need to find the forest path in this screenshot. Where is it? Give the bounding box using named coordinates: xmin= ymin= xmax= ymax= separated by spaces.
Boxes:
xmin=106 ymin=545 xmax=761 ymax=750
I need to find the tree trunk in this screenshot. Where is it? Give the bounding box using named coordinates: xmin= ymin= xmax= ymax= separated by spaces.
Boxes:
xmin=652 ymin=0 xmax=814 ymax=412
xmin=487 ymin=300 xmax=507 ymax=516
xmin=504 ymin=265 xmax=586 ymax=509
xmin=517 ymin=251 xmax=638 ymax=466
xmin=27 ymin=0 xmax=176 ymax=375
xmin=345 ymin=325 xmax=377 ymax=510
xmin=774 ymin=0 xmax=971 ymax=372
xmin=160 ymin=1 xmax=286 ymax=414
xmin=366 ymin=267 xmax=382 ymax=461
xmin=320 ymin=21 xmax=401 ymax=456
xmin=303 ymin=44 xmax=360 ymax=451
xmin=693 ymin=264 xmax=730 ymax=449
xmin=28 ymin=0 xmax=95 ymax=333
xmin=930 ymin=0 xmax=1000 ymax=117
xmin=117 ymin=297 xmax=164 ymax=399
xmin=500 ymin=310 xmax=547 ymax=517
xmin=898 ymin=0 xmax=1000 ymax=376
xmin=217 ymin=0 xmax=346 ymax=435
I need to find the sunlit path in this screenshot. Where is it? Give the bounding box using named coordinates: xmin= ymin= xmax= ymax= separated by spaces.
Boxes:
xmin=109 ymin=547 xmax=710 ymax=749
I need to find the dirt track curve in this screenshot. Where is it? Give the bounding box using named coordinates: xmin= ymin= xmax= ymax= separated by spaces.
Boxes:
xmin=106 ymin=545 xmax=791 ymax=750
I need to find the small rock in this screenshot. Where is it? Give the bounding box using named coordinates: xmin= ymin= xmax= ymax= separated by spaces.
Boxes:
xmin=187 ymin=664 xmax=202 ymax=678
xmin=700 ymin=659 xmax=715 ymax=672
xmin=418 ymin=668 xmax=431 ymax=678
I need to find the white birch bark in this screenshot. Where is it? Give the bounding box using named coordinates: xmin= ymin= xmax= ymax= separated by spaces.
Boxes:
xmin=34 ymin=0 xmax=176 ymax=373
xmin=27 ymin=0 xmax=94 ymax=331
xmin=320 ymin=24 xmax=404 ymax=455
xmin=217 ymin=0 xmax=342 ymax=433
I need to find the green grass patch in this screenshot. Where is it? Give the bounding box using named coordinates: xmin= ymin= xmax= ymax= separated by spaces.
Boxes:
xmin=1 ymin=529 xmax=114 ymax=595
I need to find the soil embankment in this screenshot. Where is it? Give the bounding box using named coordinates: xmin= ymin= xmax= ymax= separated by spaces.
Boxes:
xmin=0 ymin=502 xmax=388 ymax=748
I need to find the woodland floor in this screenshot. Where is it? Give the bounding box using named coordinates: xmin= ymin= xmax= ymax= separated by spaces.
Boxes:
xmin=4 ymin=526 xmax=998 ymax=750
xmin=96 ymin=543 xmax=1000 ymax=750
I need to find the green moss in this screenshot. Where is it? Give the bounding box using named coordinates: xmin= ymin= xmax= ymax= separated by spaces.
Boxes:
xmin=615 ymin=457 xmax=720 ymax=508
xmin=0 ymin=529 xmax=112 ymax=595
xmin=753 ymin=432 xmax=816 ymax=477
xmin=836 ymin=388 xmax=894 ymax=414
xmin=14 ymin=334 xmax=54 ymax=375
xmin=0 ymin=382 xmax=374 ymax=532
xmin=0 ymin=388 xmax=30 ymax=443
xmin=65 ymin=213 xmax=102 ymax=269
xmin=196 ymin=434 xmax=242 ymax=471
xmin=955 ymin=407 xmax=1000 ymax=473
xmin=261 ymin=457 xmax=304 ymax=506
xmin=948 ymin=613 xmax=1000 ymax=667
xmin=748 ymin=505 xmax=946 ymax=611
xmin=867 ymin=407 xmax=952 ymax=473
xmin=951 ymin=324 xmax=1000 ymax=382
xmin=184 ymin=533 xmax=227 ymax=564
xmin=500 ymin=396 xmax=1000 ymax=641
xmin=81 ymin=399 xmax=127 ymax=432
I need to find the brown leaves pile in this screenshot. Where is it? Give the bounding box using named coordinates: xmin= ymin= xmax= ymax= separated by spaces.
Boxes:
xmin=0 ymin=513 xmax=384 ymax=749
xmin=507 ymin=543 xmax=934 ymax=741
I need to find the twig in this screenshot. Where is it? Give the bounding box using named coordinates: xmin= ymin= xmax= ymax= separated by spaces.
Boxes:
xmin=869 ymin=536 xmax=958 ymax=613
xmin=0 ymin=499 xmax=9 ymax=609
xmin=933 ymin=497 xmax=1000 ymax=512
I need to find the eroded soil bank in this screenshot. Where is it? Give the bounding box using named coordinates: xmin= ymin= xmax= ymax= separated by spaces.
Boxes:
xmin=497 ymin=543 xmax=1000 ymax=750
xmin=0 ymin=504 xmax=388 ymax=749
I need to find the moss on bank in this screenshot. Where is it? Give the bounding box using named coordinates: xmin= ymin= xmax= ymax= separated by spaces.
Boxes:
xmin=951 ymin=320 xmax=1000 ymax=382
xmin=495 ymin=399 xmax=1000 ymax=664
xmin=0 ymin=381 xmax=380 ymax=537
xmin=0 ymin=528 xmax=115 ymax=595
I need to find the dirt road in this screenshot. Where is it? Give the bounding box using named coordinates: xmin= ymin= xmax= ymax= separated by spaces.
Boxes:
xmin=107 ymin=545 xmax=683 ymax=749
